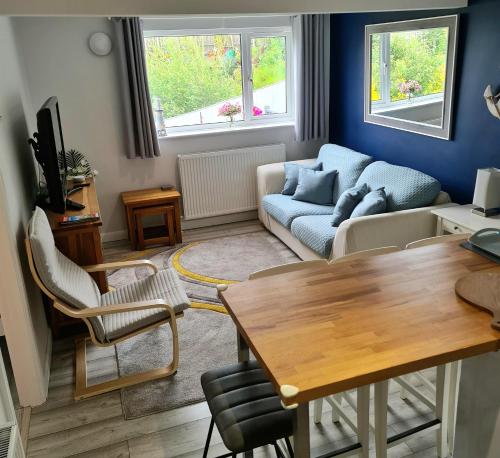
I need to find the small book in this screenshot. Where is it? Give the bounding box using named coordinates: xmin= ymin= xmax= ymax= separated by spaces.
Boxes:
xmin=58 ymin=213 xmax=100 ymax=225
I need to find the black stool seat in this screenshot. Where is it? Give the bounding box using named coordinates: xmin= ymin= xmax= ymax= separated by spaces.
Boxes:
xmin=201 ymin=360 xmax=294 ymax=455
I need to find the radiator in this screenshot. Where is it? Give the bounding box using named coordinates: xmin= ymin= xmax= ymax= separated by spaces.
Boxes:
xmin=178 ymin=144 xmax=286 ymax=220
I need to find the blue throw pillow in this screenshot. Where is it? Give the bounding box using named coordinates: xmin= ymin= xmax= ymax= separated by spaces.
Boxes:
xmin=292 ymin=168 xmax=337 ymax=205
xmin=331 ymin=183 xmax=369 ymax=227
xmin=282 ymin=162 xmax=322 ymax=195
xmin=350 ymin=187 xmax=387 ymax=218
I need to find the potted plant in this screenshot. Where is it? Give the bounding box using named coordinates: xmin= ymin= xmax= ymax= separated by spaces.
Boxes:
xmin=218 ymin=102 xmax=242 ymax=126
xmin=398 ymin=80 xmax=422 ymax=102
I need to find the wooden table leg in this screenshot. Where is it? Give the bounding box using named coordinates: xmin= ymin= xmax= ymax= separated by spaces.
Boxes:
xmin=447 ymin=360 xmax=461 ymax=456
xmin=237 ymin=331 xmax=249 ymax=363
xmin=357 ymin=385 xmax=370 ymax=458
xmin=166 ymin=206 xmax=175 ymax=245
xmin=293 ymin=403 xmax=310 ymax=458
xmin=374 ymin=380 xmax=389 ymax=458
xmin=173 ymin=199 xmax=182 ymax=243
xmin=436 ymin=363 xmax=451 ymax=458
xmin=126 ymin=207 xmax=137 ymax=250
xmin=135 ymin=211 xmax=145 ymax=251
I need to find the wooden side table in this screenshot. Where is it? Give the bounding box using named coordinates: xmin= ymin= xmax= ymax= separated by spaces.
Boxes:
xmin=432 ymin=204 xmax=500 ymax=236
xmin=121 ymin=187 xmax=182 ymax=250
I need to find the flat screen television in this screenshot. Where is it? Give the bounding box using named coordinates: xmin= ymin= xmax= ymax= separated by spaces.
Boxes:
xmin=30 ymin=97 xmax=68 ymax=213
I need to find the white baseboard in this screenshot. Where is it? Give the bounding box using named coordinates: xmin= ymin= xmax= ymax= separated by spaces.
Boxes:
xmin=181 ymin=210 xmax=257 ymax=230
xmin=101 ymin=211 xmax=258 ymax=243
xmin=101 ymin=230 xmax=128 ymax=243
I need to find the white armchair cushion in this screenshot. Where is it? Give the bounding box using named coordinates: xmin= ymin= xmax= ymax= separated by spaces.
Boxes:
xmin=101 ymin=268 xmax=190 ymax=340
xmin=29 ymin=207 xmax=106 ymax=342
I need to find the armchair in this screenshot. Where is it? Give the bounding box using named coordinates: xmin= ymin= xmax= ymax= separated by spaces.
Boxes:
xmin=26 ymin=207 xmax=190 ymax=400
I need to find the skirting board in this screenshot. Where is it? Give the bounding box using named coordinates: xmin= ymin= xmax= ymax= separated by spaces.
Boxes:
xmin=101 ymin=210 xmax=258 ymax=243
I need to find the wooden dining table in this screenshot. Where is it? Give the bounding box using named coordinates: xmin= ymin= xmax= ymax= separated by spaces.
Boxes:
xmin=219 ymin=241 xmax=500 ymax=458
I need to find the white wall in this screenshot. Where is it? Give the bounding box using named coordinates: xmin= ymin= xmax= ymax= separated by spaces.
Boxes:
xmin=0 ymin=17 xmax=51 ymax=406
xmin=13 ymin=16 xmax=324 ymax=239
xmin=0 ymin=0 xmax=468 ymax=16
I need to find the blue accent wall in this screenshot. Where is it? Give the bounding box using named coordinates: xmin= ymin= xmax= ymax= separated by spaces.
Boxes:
xmin=330 ymin=0 xmax=500 ymax=203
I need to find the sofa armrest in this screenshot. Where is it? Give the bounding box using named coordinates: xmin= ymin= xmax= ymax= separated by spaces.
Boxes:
xmin=257 ymin=159 xmax=316 ymax=227
xmin=331 ymin=202 xmax=458 ymax=260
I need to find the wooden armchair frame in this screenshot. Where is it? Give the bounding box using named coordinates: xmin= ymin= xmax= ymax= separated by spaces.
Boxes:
xmin=25 ymin=238 xmax=183 ymax=400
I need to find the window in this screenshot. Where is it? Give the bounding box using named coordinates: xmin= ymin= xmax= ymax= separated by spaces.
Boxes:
xmin=143 ymin=23 xmax=293 ymax=136
xmin=370 ymin=27 xmax=449 ymax=110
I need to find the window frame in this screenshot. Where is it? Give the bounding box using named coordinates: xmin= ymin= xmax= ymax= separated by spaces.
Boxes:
xmin=364 ymin=15 xmax=459 ymax=141
xmin=143 ymin=25 xmax=294 ymax=136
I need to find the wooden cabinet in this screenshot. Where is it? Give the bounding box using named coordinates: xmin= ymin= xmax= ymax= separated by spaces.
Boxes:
xmin=44 ymin=179 xmax=106 ymax=336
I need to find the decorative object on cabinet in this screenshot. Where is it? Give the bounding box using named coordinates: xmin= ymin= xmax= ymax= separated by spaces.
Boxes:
xmin=484 ymin=85 xmax=500 ymax=120
xmin=472 ymin=168 xmax=500 ymax=217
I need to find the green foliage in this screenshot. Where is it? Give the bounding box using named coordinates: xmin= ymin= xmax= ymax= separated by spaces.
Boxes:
xmin=145 ymin=35 xmax=286 ymax=119
xmin=370 ymin=28 xmax=448 ymax=103
xmin=389 ymin=28 xmax=448 ymax=101
xmin=251 ymin=37 xmax=286 ymax=90
xmin=145 ymin=35 xmax=242 ymax=118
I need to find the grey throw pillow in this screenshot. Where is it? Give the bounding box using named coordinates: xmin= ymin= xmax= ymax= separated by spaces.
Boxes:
xmin=291 ymin=168 xmax=337 ymax=205
xmin=331 ymin=183 xmax=369 ymax=227
xmin=350 ymin=187 xmax=387 ymax=218
xmin=282 ymin=161 xmax=322 ymax=195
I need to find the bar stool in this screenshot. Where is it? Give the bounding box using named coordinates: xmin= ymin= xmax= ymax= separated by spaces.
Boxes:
xmin=201 ymin=361 xmax=294 ymax=458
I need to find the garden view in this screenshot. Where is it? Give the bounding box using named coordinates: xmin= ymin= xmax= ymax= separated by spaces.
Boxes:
xmin=144 ymin=34 xmax=287 ymax=127
xmin=371 ymin=27 xmax=449 ymax=103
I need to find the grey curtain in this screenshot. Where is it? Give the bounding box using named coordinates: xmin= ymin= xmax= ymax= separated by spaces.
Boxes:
xmin=114 ymin=18 xmax=160 ymax=158
xmin=295 ymin=15 xmax=331 ymax=142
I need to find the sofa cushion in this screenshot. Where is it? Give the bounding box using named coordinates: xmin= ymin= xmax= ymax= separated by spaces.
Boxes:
xmin=351 ymin=187 xmax=387 ymax=218
xmin=331 ymin=183 xmax=369 ymax=227
xmin=282 ymin=161 xmax=322 ymax=195
xmin=317 ymin=144 xmax=373 ymax=204
xmin=355 ymin=161 xmax=441 ymax=212
xmin=28 ymin=207 xmax=105 ymax=342
xmin=291 ymin=215 xmax=338 ymax=258
xmin=292 ymin=168 xmax=337 ymax=205
xmin=262 ymin=194 xmax=334 ymax=229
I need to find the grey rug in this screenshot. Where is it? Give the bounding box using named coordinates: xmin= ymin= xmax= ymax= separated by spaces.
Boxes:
xmin=116 ymin=309 xmax=236 ymax=419
xmin=110 ymin=232 xmax=299 ymax=419
xmin=109 ymin=231 xmax=299 ymax=312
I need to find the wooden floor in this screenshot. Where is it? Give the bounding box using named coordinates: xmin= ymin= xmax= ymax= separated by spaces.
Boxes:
xmin=24 ymin=220 xmax=441 ymax=458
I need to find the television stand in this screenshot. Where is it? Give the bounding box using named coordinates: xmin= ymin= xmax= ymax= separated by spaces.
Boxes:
xmin=66 ymin=198 xmax=85 ymax=211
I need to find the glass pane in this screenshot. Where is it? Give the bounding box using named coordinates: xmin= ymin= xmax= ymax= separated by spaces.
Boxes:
xmin=370 ymin=34 xmax=382 ymax=102
xmin=389 ymin=27 xmax=448 ymax=103
xmin=144 ymin=35 xmax=243 ymax=131
xmin=250 ymin=36 xmax=287 ymax=116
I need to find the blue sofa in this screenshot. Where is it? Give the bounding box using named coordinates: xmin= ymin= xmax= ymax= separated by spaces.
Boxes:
xmin=257 ymin=144 xmax=452 ymax=260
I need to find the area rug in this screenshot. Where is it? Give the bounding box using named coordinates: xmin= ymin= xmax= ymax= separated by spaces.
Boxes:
xmin=108 ymin=231 xmax=299 ymax=314
xmin=108 ymin=232 xmax=299 ymax=419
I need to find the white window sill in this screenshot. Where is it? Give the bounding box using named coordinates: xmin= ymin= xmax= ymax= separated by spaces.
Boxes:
xmin=158 ymin=121 xmax=295 ymax=140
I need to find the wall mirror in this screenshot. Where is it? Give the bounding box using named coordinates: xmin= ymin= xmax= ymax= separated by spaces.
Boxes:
xmin=364 ymin=15 xmax=458 ymax=140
